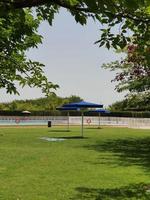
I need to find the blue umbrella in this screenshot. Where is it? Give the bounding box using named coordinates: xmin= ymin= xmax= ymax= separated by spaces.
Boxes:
xmin=62 ymin=101 xmax=103 ymax=137
xmin=57 ymin=107 xmax=80 ymax=111
xmin=63 ymin=101 xmax=103 ymax=108
xmin=88 ymin=109 xmax=110 ymax=128
xmin=88 ymin=109 xmax=110 ymax=113
xmin=56 ymin=107 xmax=79 ymax=131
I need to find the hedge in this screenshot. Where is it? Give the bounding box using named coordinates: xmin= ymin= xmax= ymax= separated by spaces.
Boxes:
xmin=0 ymin=110 xmax=150 ymax=118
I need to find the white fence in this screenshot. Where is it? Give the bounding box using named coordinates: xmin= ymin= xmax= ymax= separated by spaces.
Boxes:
xmin=70 ymin=116 xmax=150 ymax=129
xmin=128 ymin=118 xmax=150 ymax=129
xmin=0 ymin=116 xmax=149 ymax=129
xmin=69 ymin=116 xmax=128 ymax=126
xmin=0 ymin=116 xmax=68 ymax=126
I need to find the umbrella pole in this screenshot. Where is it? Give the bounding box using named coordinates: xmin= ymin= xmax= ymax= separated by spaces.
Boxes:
xmin=98 ymin=113 xmax=100 ymax=128
xmin=81 ymin=112 xmax=84 ymax=137
xmin=67 ymin=112 xmax=69 ymax=131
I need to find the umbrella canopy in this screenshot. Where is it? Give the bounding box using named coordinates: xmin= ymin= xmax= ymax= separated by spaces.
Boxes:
xmin=63 ymin=101 xmax=103 ymax=108
xmin=62 ymin=101 xmax=103 ymax=137
xmin=22 ymin=110 xmax=31 ymax=114
xmin=88 ymin=109 xmax=110 ymax=113
xmin=56 ymin=107 xmax=79 ymax=111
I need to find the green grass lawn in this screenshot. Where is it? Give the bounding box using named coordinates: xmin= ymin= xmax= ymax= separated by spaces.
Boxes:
xmin=0 ymin=126 xmax=150 ymax=200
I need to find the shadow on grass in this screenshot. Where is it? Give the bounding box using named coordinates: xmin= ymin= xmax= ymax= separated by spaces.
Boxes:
xmin=71 ymin=183 xmax=150 ymax=200
xmin=86 ymin=127 xmax=103 ymax=130
xmin=84 ymin=137 xmax=150 ymax=170
xmin=55 ymin=136 xmax=88 ymax=139
xmin=48 ymin=129 xmax=71 ymax=133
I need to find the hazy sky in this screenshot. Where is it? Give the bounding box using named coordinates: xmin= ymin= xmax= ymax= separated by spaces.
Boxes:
xmin=0 ymin=9 xmax=126 ymax=107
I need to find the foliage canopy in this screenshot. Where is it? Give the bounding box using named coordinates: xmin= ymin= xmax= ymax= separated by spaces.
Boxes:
xmin=0 ymin=94 xmax=83 ymax=111
xmin=109 ymin=92 xmax=150 ymax=111
xmin=1 ymin=0 xmax=150 ymax=94
xmin=103 ymin=44 xmax=150 ymax=93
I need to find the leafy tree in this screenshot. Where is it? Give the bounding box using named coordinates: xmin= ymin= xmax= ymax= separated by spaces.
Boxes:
xmin=9 ymin=101 xmax=17 ymax=111
xmin=103 ymin=42 xmax=150 ymax=111
xmin=0 ymin=94 xmax=83 ymax=111
xmin=1 ymin=0 xmax=150 ymax=94
xmin=65 ymin=95 xmax=83 ymax=103
xmin=0 ymin=4 xmax=59 ymax=95
xmin=103 ymin=44 xmax=150 ymax=93
xmin=109 ymin=92 xmax=150 ymax=111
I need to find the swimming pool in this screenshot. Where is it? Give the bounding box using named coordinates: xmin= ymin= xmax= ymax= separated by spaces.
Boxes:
xmin=0 ymin=116 xmax=68 ymax=126
xmin=0 ymin=119 xmax=48 ymax=126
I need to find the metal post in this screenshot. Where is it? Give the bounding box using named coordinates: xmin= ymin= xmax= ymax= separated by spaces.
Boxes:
xmin=81 ymin=111 xmax=84 ymax=137
xmin=67 ymin=112 xmax=69 ymax=131
xmin=98 ymin=113 xmax=100 ymax=128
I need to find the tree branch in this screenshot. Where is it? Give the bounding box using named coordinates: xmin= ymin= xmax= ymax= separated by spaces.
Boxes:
xmin=1 ymin=0 xmax=150 ymax=24
xmin=13 ymin=0 xmax=51 ymax=8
